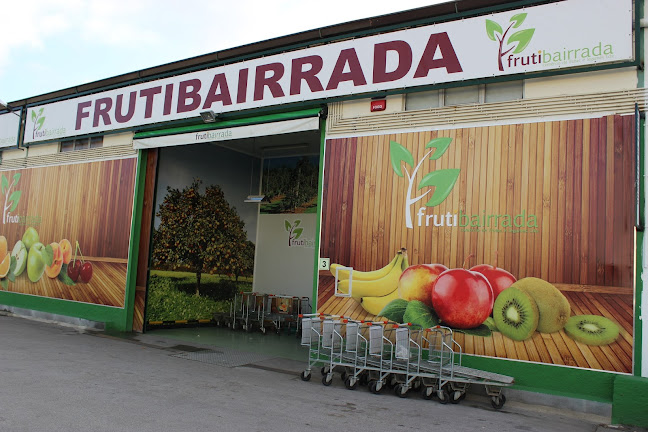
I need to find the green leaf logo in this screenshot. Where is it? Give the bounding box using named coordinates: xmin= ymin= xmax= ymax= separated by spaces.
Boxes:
xmin=1 ymin=172 xmax=22 ymax=224
xmin=485 ymin=14 xmax=536 ymax=71
xmin=508 ymin=29 xmax=535 ymax=54
xmin=286 ymin=219 xmax=305 ymax=245
xmin=392 ymin=137 xmax=460 ymax=229
xmin=425 ymin=137 xmax=452 ymax=160
xmin=293 ymin=228 xmax=303 ymax=239
xmin=418 ymin=169 xmax=461 ymax=207
xmin=390 ymin=141 xmax=414 ymax=178
xmin=31 ymin=108 xmax=46 ymax=139
xmin=485 ymin=19 xmax=503 ymax=41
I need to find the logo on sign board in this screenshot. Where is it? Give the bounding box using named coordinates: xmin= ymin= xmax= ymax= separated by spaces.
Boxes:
xmin=485 ymin=13 xmax=536 ymax=72
xmin=29 ymin=108 xmax=66 ymax=141
xmin=284 ymin=219 xmax=314 ymax=248
xmin=486 ymin=12 xmax=616 ymax=72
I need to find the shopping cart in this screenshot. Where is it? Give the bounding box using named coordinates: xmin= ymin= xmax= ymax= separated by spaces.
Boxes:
xmin=299 ymin=316 xmax=515 ymax=410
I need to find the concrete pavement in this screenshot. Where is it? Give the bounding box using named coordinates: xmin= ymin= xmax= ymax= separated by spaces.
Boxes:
xmin=0 ymin=312 xmax=645 ymax=432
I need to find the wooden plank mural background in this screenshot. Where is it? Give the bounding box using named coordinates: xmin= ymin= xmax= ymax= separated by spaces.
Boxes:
xmin=0 ymin=158 xmax=137 ymax=307
xmin=320 ymin=115 xmax=635 ymax=288
xmin=318 ymin=115 xmax=635 ymax=373
xmin=0 ymin=158 xmax=136 ymax=260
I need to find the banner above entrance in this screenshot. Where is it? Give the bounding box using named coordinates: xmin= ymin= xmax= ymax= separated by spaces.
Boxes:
xmin=24 ymin=0 xmax=632 ymax=144
xmin=132 ymin=116 xmax=319 ymax=149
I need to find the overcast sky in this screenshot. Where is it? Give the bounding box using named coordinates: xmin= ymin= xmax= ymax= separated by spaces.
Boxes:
xmin=0 ymin=0 xmax=446 ymax=104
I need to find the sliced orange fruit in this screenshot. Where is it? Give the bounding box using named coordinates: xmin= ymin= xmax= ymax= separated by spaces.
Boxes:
xmin=0 ymin=253 xmax=10 ymax=278
xmin=0 ymin=236 xmax=7 ymax=259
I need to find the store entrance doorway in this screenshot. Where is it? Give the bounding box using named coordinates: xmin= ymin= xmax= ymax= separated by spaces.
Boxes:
xmin=142 ymin=118 xmax=321 ymax=337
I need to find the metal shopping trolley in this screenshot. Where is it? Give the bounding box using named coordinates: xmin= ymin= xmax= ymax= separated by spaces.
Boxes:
xmin=299 ymin=316 xmax=515 ymax=410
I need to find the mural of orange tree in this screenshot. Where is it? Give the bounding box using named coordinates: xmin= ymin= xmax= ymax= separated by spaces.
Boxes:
xmin=152 ymin=178 xmax=254 ymax=295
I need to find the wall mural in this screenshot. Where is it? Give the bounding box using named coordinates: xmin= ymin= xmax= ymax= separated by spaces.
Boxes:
xmin=0 ymin=158 xmax=136 ymax=307
xmin=318 ymin=115 xmax=635 ymax=373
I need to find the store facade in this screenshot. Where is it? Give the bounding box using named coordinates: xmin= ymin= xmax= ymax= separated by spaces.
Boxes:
xmin=0 ymin=0 xmax=646 ymax=425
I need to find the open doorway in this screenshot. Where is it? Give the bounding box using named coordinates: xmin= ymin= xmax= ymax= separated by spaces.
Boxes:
xmin=143 ymin=125 xmax=320 ymax=334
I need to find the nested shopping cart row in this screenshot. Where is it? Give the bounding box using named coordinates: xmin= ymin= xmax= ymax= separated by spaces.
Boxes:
xmin=299 ymin=314 xmax=514 ymax=409
xmin=214 ymin=291 xmax=312 ymax=334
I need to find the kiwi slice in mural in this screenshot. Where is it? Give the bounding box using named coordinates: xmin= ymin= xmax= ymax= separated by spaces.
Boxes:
xmin=512 ymin=277 xmax=571 ymax=334
xmin=493 ymin=287 xmax=539 ymax=341
xmin=483 ymin=317 xmax=498 ymax=332
xmin=564 ymin=315 xmax=620 ymax=346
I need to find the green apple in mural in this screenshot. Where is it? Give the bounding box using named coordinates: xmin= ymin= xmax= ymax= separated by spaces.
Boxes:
xmin=22 ymin=227 xmax=40 ymax=251
xmin=11 ymin=240 xmax=27 ymax=277
xmin=27 ymin=242 xmax=52 ymax=283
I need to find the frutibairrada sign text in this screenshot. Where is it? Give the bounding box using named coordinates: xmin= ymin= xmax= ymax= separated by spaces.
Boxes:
xmin=24 ymin=0 xmax=632 ymax=144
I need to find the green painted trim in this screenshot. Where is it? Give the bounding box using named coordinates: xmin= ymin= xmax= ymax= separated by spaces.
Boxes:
xmin=633 ymin=0 xmax=644 ymax=379
xmin=461 ymin=355 xmax=617 ymax=403
xmin=635 ymin=117 xmax=645 ymax=377
xmin=635 ymin=232 xmax=643 ymax=377
xmin=0 ymin=291 xmax=124 ymax=329
xmin=121 ymin=149 xmax=147 ymax=332
xmin=312 ymin=117 xmax=327 ymax=310
xmin=612 ymin=375 xmax=648 ymax=427
xmin=133 ymin=108 xmax=323 ymax=140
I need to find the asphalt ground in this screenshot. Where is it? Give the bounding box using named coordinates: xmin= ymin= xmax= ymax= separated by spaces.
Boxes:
xmin=0 ymin=312 xmax=646 ymax=432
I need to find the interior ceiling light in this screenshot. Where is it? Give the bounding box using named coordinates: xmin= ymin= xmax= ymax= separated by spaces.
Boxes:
xmin=244 ymin=194 xmax=267 ymax=203
xmin=200 ymin=110 xmax=220 ymax=123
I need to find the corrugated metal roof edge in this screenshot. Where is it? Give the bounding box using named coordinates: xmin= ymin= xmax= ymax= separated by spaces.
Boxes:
xmin=7 ymin=0 xmax=549 ymax=108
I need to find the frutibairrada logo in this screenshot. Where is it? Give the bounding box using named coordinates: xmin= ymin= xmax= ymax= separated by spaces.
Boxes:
xmin=284 ymin=219 xmax=314 ymax=248
xmin=30 ymin=108 xmax=66 ymax=141
xmin=1 ymin=173 xmax=41 ymax=227
xmin=486 ymin=13 xmax=615 ymax=72
xmin=391 ymin=137 xmax=538 ymax=233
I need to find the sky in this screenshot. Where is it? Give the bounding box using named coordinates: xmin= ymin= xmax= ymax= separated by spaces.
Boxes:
xmin=0 ymin=0 xmax=447 ymax=104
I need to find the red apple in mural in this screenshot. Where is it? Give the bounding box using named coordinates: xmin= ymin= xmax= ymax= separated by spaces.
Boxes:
xmin=397 ymin=263 xmax=448 ymax=308
xmin=431 ymin=268 xmax=494 ymax=329
xmin=470 ymin=252 xmax=516 ymax=301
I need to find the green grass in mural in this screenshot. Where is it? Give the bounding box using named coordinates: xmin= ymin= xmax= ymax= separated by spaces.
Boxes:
xmin=150 ymin=270 xmax=252 ymax=283
xmin=146 ymin=273 xmax=253 ymax=322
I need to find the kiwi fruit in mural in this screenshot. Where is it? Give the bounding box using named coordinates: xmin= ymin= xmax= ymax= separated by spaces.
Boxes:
xmin=482 ymin=316 xmax=498 ymax=332
xmin=492 ymin=286 xmax=539 ymax=341
xmin=511 ymin=277 xmax=571 ymax=334
xmin=564 ymin=315 xmax=620 ymax=346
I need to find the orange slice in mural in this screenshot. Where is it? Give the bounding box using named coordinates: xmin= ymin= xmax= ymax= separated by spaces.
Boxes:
xmin=0 ymin=236 xmax=7 ymax=259
xmin=0 ymin=253 xmax=10 ymax=278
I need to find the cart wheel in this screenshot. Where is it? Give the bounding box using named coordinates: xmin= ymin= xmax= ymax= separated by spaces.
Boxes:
xmin=322 ymin=374 xmax=333 ymax=386
xmin=437 ymin=388 xmax=450 ymax=404
xmin=412 ymin=380 xmax=421 ymax=391
xmin=395 ymin=384 xmax=408 ymax=398
xmin=459 ymin=391 xmax=467 ymax=401
xmin=300 ymin=370 xmax=311 ymax=381
xmin=450 ymin=390 xmax=463 ymax=404
xmin=340 ymin=371 xmax=347 ymax=382
xmin=491 ymin=394 xmax=506 ymax=410
xmin=260 ymin=327 xmax=266 ymax=334
xmin=344 ymin=377 xmax=358 ymax=390
xmin=369 ymin=380 xmax=383 ymax=394
xmin=422 ymin=386 xmax=435 ymax=400
xmin=321 ymin=366 xmax=329 ymax=376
